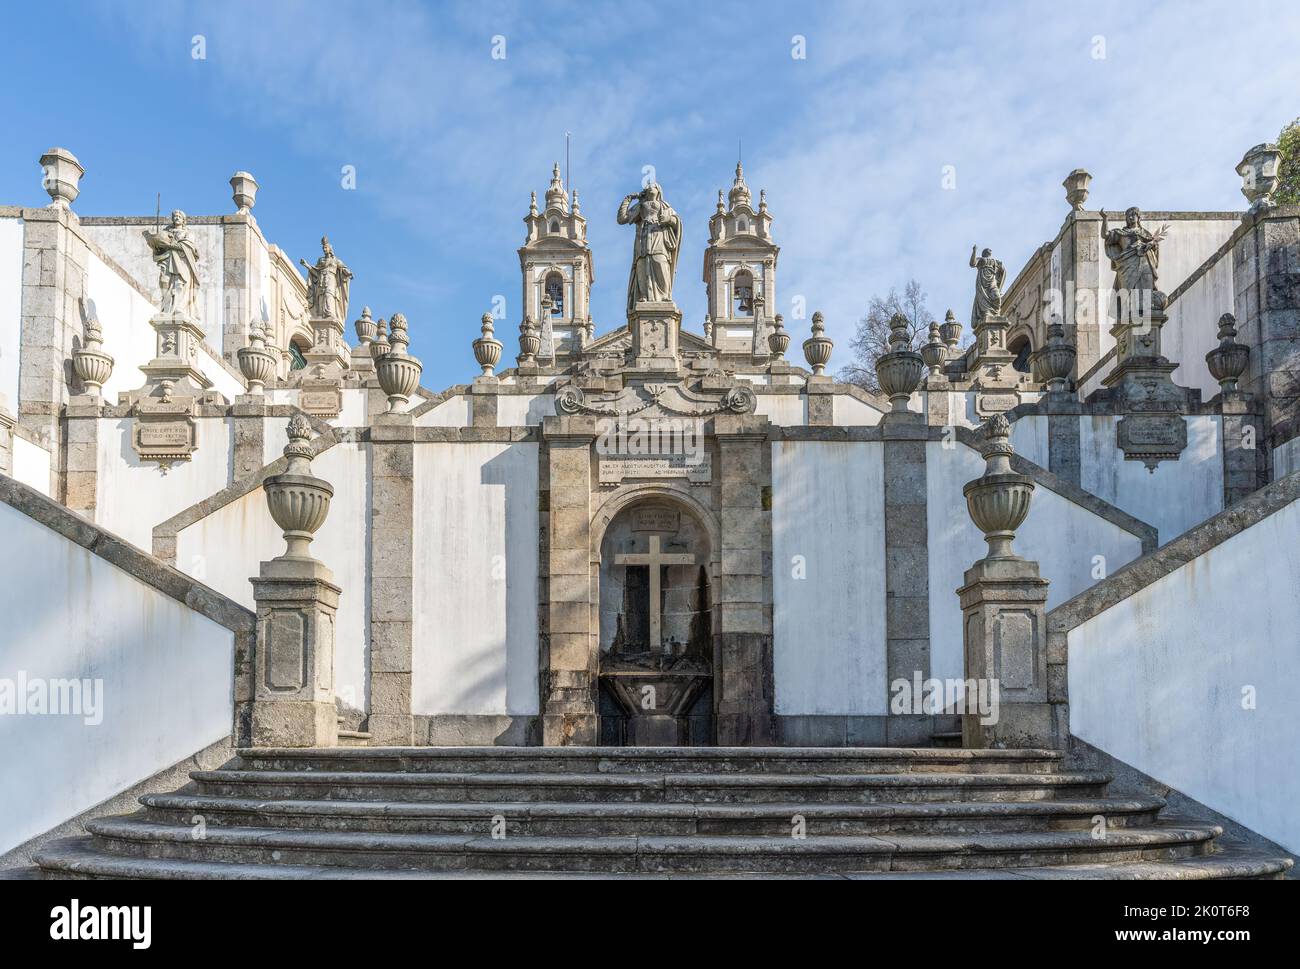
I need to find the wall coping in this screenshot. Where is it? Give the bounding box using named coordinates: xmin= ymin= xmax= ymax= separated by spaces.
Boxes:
xmin=1048 ymin=469 xmax=1300 ymax=634
xmin=0 ymin=472 xmax=253 ymax=636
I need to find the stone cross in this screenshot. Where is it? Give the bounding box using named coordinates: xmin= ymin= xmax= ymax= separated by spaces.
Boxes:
xmin=615 ymin=534 xmax=696 ymax=652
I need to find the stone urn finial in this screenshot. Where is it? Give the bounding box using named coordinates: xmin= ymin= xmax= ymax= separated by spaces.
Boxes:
xmin=875 ymin=312 xmax=925 ymax=410
xmin=920 ymin=321 xmax=947 ymax=378
xmin=230 ymin=171 xmax=259 ymax=214
xmin=473 ymin=312 xmax=504 ymax=376
xmin=517 ymin=314 xmax=541 ymax=366
xmin=371 ymin=316 xmax=391 ymax=360
xmin=1205 ymin=312 xmax=1250 ymax=392
xmin=768 ymin=314 xmax=790 ymax=358
xmin=1063 ymin=169 xmax=1092 ymax=212
xmin=71 ymin=297 xmax=114 ymax=397
xmin=940 ymin=309 xmax=963 ymax=351
xmin=354 ymin=306 xmax=377 ymax=346
xmin=40 ymin=147 xmax=84 ymax=210
xmin=263 ymin=413 xmax=333 ymax=561
xmin=1236 ymin=143 xmax=1281 ymax=212
xmin=1036 ymin=318 xmax=1077 ymax=394
xmin=237 ymin=319 xmax=278 ymax=395
xmin=963 ymin=414 xmax=1035 ymax=560
xmin=802 ymin=311 xmax=833 ymax=375
xmin=375 ymin=312 xmax=422 ymax=413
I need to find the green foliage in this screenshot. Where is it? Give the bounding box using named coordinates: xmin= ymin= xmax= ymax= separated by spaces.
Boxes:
xmin=1278 ymin=117 xmax=1300 ymax=206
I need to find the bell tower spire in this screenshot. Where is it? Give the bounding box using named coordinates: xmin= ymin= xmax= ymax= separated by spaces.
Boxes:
xmin=703 ymin=161 xmax=779 ymax=362
xmin=519 ymin=162 xmax=593 ymax=362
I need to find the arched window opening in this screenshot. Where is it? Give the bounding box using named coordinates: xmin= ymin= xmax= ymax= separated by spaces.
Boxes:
xmin=1010 ymin=336 xmax=1033 ymax=374
xmin=288 ymin=340 xmax=309 ymax=371
xmin=545 ymin=273 xmax=565 ymax=316
xmin=732 ymin=270 xmax=754 ymax=317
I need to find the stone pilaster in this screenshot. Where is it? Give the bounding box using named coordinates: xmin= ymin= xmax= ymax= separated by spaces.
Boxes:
xmin=64 ymin=396 xmax=100 ymax=517
xmin=714 ymin=415 xmax=774 ymax=745
xmin=1062 ymin=212 xmax=1105 ymax=379
xmin=367 ymin=415 xmax=415 ymax=745
xmin=231 ymin=396 xmax=266 ymax=481
xmin=221 ymin=217 xmax=261 ymax=366
xmin=540 ymin=416 xmax=597 ymax=745
xmin=1042 ymin=396 xmax=1082 ymax=486
xmin=881 ymin=410 xmax=931 ymax=744
xmin=1233 ymin=206 xmax=1300 ymax=446
xmin=19 ymin=207 xmax=86 ymax=495
xmin=804 ymin=377 xmax=833 ymax=426
xmin=470 ymin=378 xmax=499 ymax=428
xmin=1220 ymin=393 xmax=1264 ymax=507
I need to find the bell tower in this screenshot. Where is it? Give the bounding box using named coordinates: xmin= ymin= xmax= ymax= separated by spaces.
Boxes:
xmin=702 ymin=162 xmax=779 ymax=362
xmin=518 ymin=163 xmax=595 ymax=362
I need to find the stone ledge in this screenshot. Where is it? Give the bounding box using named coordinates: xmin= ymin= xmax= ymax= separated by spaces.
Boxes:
xmin=0 ymin=471 xmax=254 ymax=636
xmin=1048 ymin=469 xmax=1300 ymax=633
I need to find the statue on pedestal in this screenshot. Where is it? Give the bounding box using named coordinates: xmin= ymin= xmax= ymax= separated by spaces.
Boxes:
xmin=968 ymin=245 xmax=1005 ymax=325
xmin=300 ymin=236 xmax=353 ymax=322
xmin=144 ymin=210 xmax=201 ymax=317
xmin=618 ymin=183 xmax=681 ymax=315
xmin=1102 ymin=208 xmax=1167 ymax=316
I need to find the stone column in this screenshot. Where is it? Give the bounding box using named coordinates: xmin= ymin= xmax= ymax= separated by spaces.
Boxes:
xmin=540 ymin=416 xmax=597 ymax=745
xmin=19 ymin=206 xmax=86 ymax=495
xmin=64 ymin=396 xmax=100 ymax=517
xmin=0 ymin=408 xmax=13 ymax=477
xmin=249 ymin=415 xmax=340 ymax=748
xmin=714 ymin=416 xmax=774 ymax=745
xmin=1221 ymin=395 xmax=1263 ymax=507
xmin=368 ymin=413 xmax=416 ymax=745
xmin=1233 ymin=205 xmax=1300 ymax=448
xmin=1063 ymin=211 xmax=1105 ymax=379
xmin=958 ymin=415 xmax=1053 ymax=749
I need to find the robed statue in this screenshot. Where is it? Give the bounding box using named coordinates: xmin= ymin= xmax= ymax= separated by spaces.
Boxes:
xmin=300 ymin=236 xmax=353 ymax=322
xmin=617 ymin=183 xmax=682 ymax=315
xmin=1102 ymin=207 xmax=1167 ymax=317
xmin=144 ymin=210 xmax=201 ymax=316
xmin=968 ymin=246 xmax=1006 ymax=325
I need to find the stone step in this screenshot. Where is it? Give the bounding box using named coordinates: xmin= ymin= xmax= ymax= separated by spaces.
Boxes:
xmin=234 ymin=746 xmax=1062 ymax=775
xmin=71 ymin=818 xmax=1223 ymax=874
xmin=138 ymin=793 xmax=1166 ymax=836
xmin=31 ymin=838 xmax=1293 ymax=881
xmin=190 ymin=769 xmax=1112 ymax=804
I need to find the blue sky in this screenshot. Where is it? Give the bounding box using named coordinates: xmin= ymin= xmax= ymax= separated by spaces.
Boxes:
xmin=1 ymin=0 xmax=1297 ymax=389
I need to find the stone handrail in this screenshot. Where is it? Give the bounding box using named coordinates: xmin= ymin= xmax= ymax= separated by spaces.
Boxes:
xmin=1048 ymin=469 xmax=1300 ymax=634
xmin=0 ymin=472 xmax=254 ymax=637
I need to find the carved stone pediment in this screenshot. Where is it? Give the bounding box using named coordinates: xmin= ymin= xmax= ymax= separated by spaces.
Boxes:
xmin=554 ymin=378 xmax=755 ymax=420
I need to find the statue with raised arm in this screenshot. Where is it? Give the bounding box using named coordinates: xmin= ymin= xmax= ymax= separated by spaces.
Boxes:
xmin=1102 ymin=208 xmax=1167 ymax=314
xmin=144 ymin=210 xmax=201 ymax=316
xmin=968 ymin=245 xmax=1006 ymax=326
xmin=617 ymin=182 xmax=682 ymax=315
xmin=300 ymin=236 xmax=353 ymax=322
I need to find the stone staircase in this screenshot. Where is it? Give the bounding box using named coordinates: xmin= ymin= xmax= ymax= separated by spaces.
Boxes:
xmin=29 ymin=747 xmax=1294 ymax=879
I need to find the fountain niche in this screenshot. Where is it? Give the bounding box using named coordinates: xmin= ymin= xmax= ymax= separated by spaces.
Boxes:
xmin=597 ymin=500 xmax=714 ymax=746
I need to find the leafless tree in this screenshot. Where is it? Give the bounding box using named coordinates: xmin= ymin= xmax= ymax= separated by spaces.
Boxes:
xmin=838 ymin=279 xmax=933 ymax=393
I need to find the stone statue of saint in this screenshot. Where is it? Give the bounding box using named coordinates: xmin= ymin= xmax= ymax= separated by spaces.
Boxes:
xmin=1102 ymin=208 xmax=1166 ymax=314
xmin=968 ymin=246 xmax=1006 ymax=325
xmin=144 ymin=210 xmax=201 ymax=316
xmin=617 ymin=183 xmax=682 ymax=315
xmin=300 ymin=236 xmax=353 ymax=322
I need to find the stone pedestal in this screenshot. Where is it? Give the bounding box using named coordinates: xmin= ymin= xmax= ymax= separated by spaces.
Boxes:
xmin=628 ymin=301 xmax=681 ymax=373
xmin=64 ymin=395 xmax=101 ymax=517
xmin=249 ymin=556 xmax=341 ymax=748
xmin=958 ymin=556 xmax=1051 ymax=749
